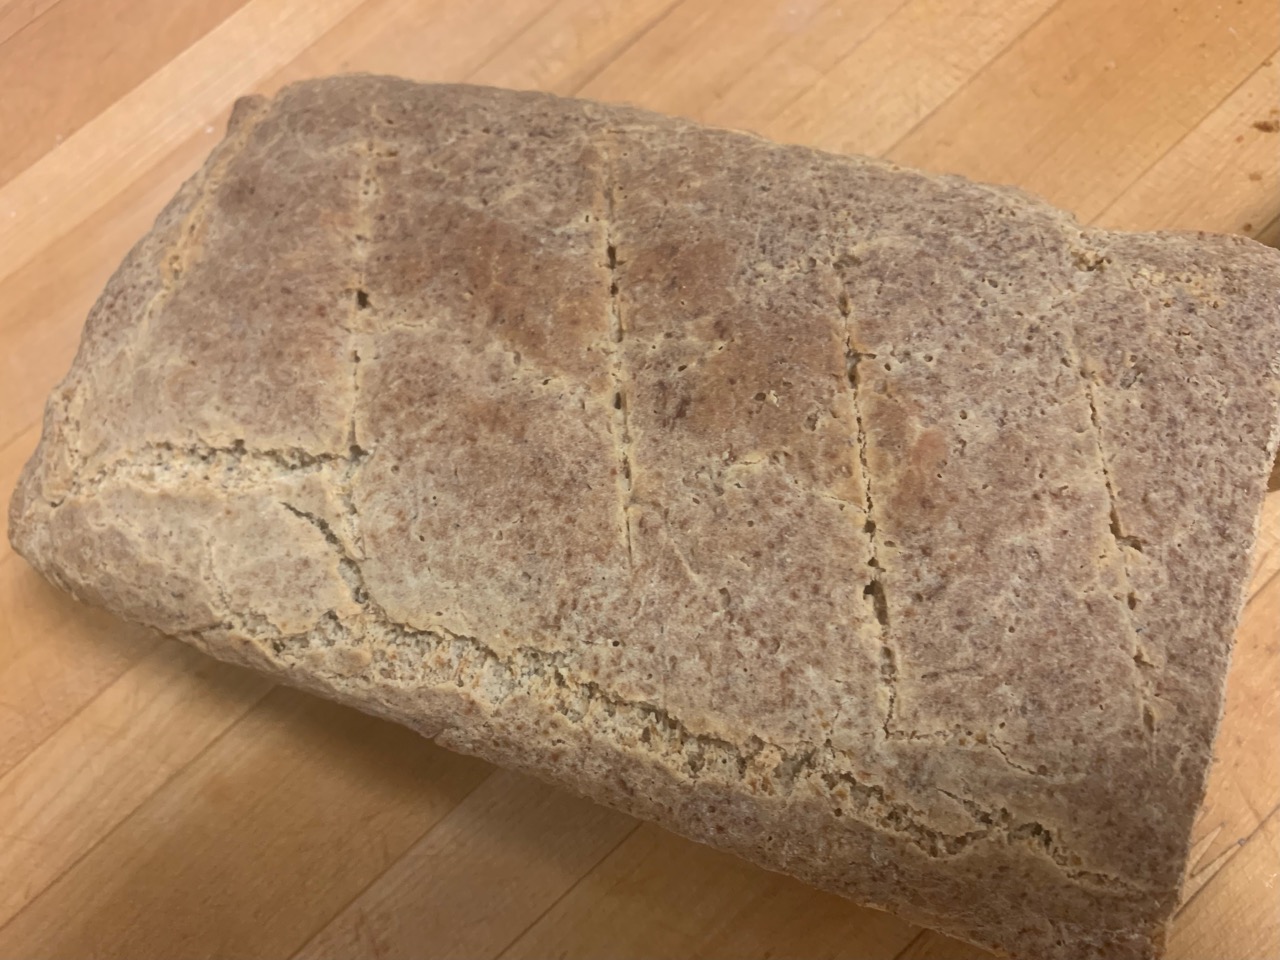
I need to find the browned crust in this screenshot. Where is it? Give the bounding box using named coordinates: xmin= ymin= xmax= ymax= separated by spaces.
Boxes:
xmin=9 ymin=75 xmax=1280 ymax=960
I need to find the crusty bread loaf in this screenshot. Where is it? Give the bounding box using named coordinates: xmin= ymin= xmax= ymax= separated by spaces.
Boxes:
xmin=9 ymin=75 xmax=1280 ymax=959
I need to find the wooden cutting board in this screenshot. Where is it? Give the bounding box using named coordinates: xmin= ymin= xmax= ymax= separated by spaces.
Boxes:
xmin=0 ymin=1 xmax=1277 ymax=957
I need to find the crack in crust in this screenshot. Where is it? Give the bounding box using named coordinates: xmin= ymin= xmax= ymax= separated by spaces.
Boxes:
xmin=46 ymin=100 xmax=271 ymax=511
xmin=337 ymin=126 xmax=386 ymax=564
xmin=137 ymin=99 xmax=272 ymax=392
xmin=27 ymin=107 xmax=1171 ymax=909
xmin=233 ymin=569 xmax=1138 ymax=890
xmin=273 ymin=605 xmax=1141 ymax=892
xmin=52 ymin=427 xmax=1147 ymax=896
xmin=600 ymin=134 xmax=635 ymax=569
xmin=347 ymin=134 xmax=377 ymax=458
xmin=1062 ymin=248 xmax=1160 ymax=739
xmin=29 ymin=210 xmax=1154 ymax=905
xmin=45 ymin=439 xmax=356 ymax=509
xmin=836 ymin=274 xmax=897 ymax=740
xmin=885 ymin=726 xmax=1051 ymax=779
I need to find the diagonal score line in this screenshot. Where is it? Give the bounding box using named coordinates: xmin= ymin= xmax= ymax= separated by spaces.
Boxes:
xmin=700 ymin=0 xmax=858 ymax=116
xmin=1177 ymin=839 xmax=1244 ymax=913
xmin=0 ymin=423 xmax=36 ymax=459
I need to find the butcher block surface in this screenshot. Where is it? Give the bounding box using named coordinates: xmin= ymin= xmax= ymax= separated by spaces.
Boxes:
xmin=0 ymin=1 xmax=1277 ymax=957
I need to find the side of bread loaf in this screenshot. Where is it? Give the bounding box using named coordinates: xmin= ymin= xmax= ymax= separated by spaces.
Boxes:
xmin=10 ymin=76 xmax=1280 ymax=960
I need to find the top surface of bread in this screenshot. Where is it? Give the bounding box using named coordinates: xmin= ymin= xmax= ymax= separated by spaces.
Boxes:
xmin=9 ymin=75 xmax=1280 ymax=960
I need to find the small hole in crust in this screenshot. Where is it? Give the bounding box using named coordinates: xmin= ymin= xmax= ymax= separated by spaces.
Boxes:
xmin=863 ymin=581 xmax=889 ymax=626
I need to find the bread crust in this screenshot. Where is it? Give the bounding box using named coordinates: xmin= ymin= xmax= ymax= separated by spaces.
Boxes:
xmin=10 ymin=75 xmax=1280 ymax=960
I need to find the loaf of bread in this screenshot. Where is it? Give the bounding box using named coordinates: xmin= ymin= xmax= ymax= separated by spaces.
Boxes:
xmin=9 ymin=76 xmax=1280 ymax=959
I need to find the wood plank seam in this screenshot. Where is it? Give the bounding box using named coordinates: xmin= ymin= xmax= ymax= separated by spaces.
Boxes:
xmin=762 ymin=0 xmax=908 ymax=106
xmin=1257 ymin=210 xmax=1280 ymax=245
xmin=0 ymin=0 xmax=261 ymax=196
xmin=489 ymin=820 xmax=644 ymax=960
xmin=566 ymin=0 xmax=689 ymax=98
xmin=0 ymin=0 xmax=67 ymax=48
xmin=890 ymin=928 xmax=929 ymax=959
xmin=455 ymin=0 xmax=564 ymax=86
xmin=0 ymin=676 xmax=274 ymax=938
xmin=1174 ymin=800 xmax=1280 ymax=920
xmin=772 ymin=0 xmax=1067 ymax=134
xmin=0 ymin=0 xmax=371 ymax=290
xmin=1092 ymin=46 xmax=1280 ymax=227
xmin=0 ymin=7 xmax=1276 ymax=958
xmin=1244 ymin=568 xmax=1279 ymax=612
xmin=283 ymin=765 xmax=502 ymax=960
xmin=760 ymin=0 xmax=918 ymax=126
xmin=0 ymin=632 xmax=159 ymax=776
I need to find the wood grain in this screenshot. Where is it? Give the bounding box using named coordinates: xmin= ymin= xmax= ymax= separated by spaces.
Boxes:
xmin=0 ymin=640 xmax=271 ymax=928
xmin=0 ymin=0 xmax=252 ymax=189
xmin=0 ymin=688 xmax=493 ymax=959
xmin=0 ymin=1 xmax=1277 ymax=957
xmin=1096 ymin=54 xmax=1280 ymax=234
xmin=890 ymin=0 xmax=1280 ymax=219
xmin=745 ymin=0 xmax=1063 ymax=155
xmin=0 ymin=0 xmax=63 ymax=49
xmin=295 ymin=770 xmax=639 ymax=960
